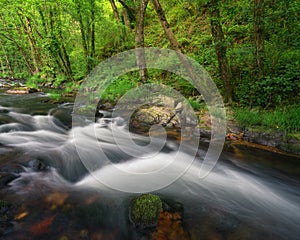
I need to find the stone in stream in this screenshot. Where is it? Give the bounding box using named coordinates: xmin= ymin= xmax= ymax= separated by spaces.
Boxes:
xmin=129 ymin=194 xmax=163 ymax=228
xmin=129 ymin=194 xmax=191 ymax=239
xmin=152 ymin=211 xmax=191 ymax=240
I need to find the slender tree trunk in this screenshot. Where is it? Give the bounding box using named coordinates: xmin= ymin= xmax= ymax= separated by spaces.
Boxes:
xmin=119 ymin=0 xmax=136 ymax=23
xmin=109 ymin=0 xmax=120 ymax=22
xmin=19 ymin=15 xmax=40 ymax=74
xmin=135 ymin=0 xmax=149 ymax=83
xmin=25 ymin=17 xmax=43 ymax=69
xmin=254 ymin=0 xmax=265 ymax=79
xmin=0 ymin=39 xmax=14 ymax=78
xmin=122 ymin=8 xmax=131 ymax=29
xmin=151 ymin=0 xmax=181 ymax=52
xmin=209 ymin=0 xmax=233 ymax=104
xmin=151 ymin=0 xmax=203 ymax=99
xmin=75 ymin=1 xmax=89 ymax=73
xmin=3 ymin=15 xmax=36 ymax=75
xmin=89 ymin=0 xmax=96 ymax=72
xmin=0 ymin=31 xmax=35 ymax=75
xmin=56 ymin=12 xmax=74 ymax=81
xmin=49 ymin=8 xmax=74 ymax=81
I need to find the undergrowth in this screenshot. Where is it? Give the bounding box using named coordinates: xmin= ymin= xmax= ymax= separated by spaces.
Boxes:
xmin=234 ymin=105 xmax=300 ymax=133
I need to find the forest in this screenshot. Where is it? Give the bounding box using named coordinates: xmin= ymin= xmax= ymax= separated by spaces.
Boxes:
xmin=0 ymin=0 xmax=299 ymax=131
xmin=1 ymin=1 xmax=300 ymax=239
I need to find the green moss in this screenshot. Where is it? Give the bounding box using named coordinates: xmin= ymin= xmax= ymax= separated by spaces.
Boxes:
xmin=288 ymin=133 xmax=300 ymax=140
xmin=130 ymin=194 xmax=162 ymax=227
xmin=0 ymin=200 xmax=10 ymax=208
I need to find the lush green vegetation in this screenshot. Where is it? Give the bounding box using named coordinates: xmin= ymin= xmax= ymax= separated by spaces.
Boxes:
xmin=0 ymin=0 xmax=299 ymax=131
xmin=234 ymin=105 xmax=300 ymax=133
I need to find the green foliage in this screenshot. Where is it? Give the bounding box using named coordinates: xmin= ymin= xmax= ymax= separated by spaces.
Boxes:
xmin=234 ymin=105 xmax=300 ymax=133
xmin=130 ymin=194 xmax=163 ymax=227
xmin=0 ymin=0 xmax=298 ymax=111
xmin=235 ymin=52 xmax=300 ymax=108
xmin=99 ymin=73 xmax=139 ymax=102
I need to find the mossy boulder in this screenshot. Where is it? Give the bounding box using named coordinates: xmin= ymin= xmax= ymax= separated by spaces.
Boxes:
xmin=130 ymin=194 xmax=163 ymax=228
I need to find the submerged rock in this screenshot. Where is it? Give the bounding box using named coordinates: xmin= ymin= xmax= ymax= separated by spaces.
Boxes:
xmin=152 ymin=211 xmax=190 ymax=240
xmin=130 ymin=194 xmax=163 ymax=228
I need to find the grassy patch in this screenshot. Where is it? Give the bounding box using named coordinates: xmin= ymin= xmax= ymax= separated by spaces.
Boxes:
xmin=234 ymin=105 xmax=300 ymax=133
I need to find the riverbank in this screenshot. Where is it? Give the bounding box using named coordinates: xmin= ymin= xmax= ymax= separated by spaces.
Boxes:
xmin=1 ymin=78 xmax=299 ymax=157
xmin=198 ymin=108 xmax=300 ymax=156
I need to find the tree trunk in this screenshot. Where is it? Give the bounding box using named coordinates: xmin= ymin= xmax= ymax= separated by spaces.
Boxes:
xmin=49 ymin=8 xmax=74 ymax=81
xmin=0 ymin=28 xmax=35 ymax=75
xmin=109 ymin=0 xmax=120 ymax=22
xmin=119 ymin=0 xmax=136 ymax=23
xmin=254 ymin=0 xmax=265 ymax=79
xmin=19 ymin=14 xmax=41 ymax=75
xmin=135 ymin=0 xmax=149 ymax=83
xmin=75 ymin=1 xmax=89 ymax=73
xmin=151 ymin=0 xmax=180 ymax=52
xmin=0 ymin=39 xmax=14 ymax=78
xmin=209 ymin=0 xmax=233 ymax=104
xmin=151 ymin=0 xmax=203 ymax=98
xmin=122 ymin=8 xmax=131 ymax=29
xmin=89 ymin=0 xmax=96 ymax=72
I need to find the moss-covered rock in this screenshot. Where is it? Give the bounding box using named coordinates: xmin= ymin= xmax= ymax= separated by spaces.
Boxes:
xmin=130 ymin=194 xmax=163 ymax=228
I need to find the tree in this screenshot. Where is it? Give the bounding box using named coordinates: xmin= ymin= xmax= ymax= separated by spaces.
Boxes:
xmin=253 ymin=0 xmax=265 ymax=79
xmin=208 ymin=0 xmax=233 ymax=104
xmin=109 ymin=0 xmax=120 ymax=22
xmin=135 ymin=0 xmax=150 ymax=83
xmin=73 ymin=0 xmax=96 ymax=74
xmin=151 ymin=0 xmax=181 ymax=52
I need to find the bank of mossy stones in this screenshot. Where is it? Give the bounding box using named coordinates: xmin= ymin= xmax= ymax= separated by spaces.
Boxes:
xmin=130 ymin=194 xmax=163 ymax=228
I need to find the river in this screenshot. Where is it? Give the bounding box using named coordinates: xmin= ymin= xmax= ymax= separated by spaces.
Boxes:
xmin=0 ymin=89 xmax=299 ymax=240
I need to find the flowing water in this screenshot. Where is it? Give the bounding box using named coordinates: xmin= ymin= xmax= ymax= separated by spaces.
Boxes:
xmin=0 ymin=89 xmax=299 ymax=240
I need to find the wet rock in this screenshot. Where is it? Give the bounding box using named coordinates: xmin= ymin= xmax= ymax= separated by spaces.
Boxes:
xmin=97 ymin=101 xmax=114 ymax=111
xmin=244 ymin=130 xmax=284 ymax=148
xmin=279 ymin=137 xmax=300 ymax=155
xmin=130 ymin=194 xmax=163 ymax=228
xmin=49 ymin=107 xmax=73 ymax=129
xmin=215 ymin=213 xmax=240 ymax=233
xmin=29 ymin=159 xmax=49 ymax=171
xmin=0 ymin=108 xmax=10 ymax=114
xmin=0 ymin=173 xmax=18 ymax=187
xmin=152 ymin=211 xmax=190 ymax=240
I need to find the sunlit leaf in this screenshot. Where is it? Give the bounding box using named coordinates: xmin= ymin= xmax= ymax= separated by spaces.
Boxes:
xmin=14 ymin=211 xmax=29 ymax=220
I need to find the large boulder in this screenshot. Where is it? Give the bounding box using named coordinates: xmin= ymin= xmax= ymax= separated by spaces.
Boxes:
xmin=128 ymin=95 xmax=198 ymax=131
xmin=130 ymin=105 xmax=180 ymax=129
